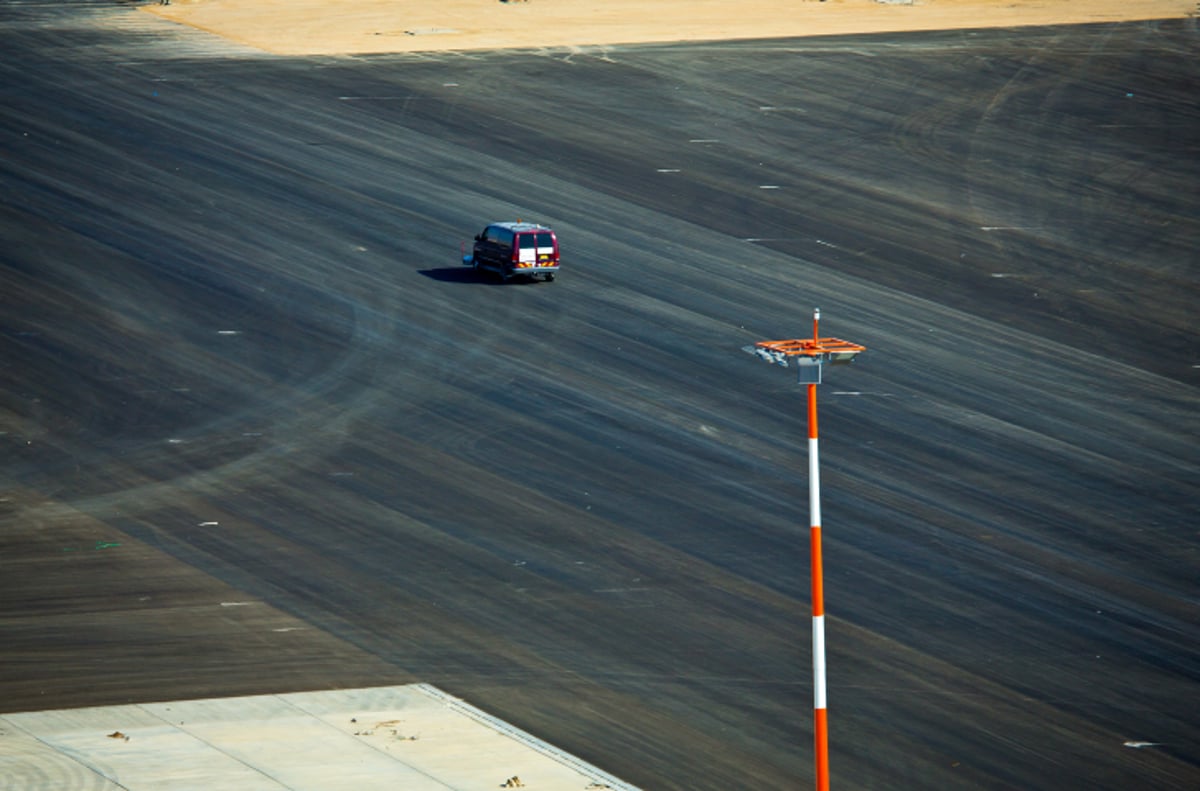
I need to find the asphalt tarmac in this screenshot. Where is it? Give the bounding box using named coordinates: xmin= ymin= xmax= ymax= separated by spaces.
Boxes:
xmin=2 ymin=3 xmax=1198 ymax=789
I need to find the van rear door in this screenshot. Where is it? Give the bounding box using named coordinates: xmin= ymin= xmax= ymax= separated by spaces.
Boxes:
xmin=515 ymin=231 xmax=558 ymax=266
xmin=516 ymin=232 xmax=538 ymax=265
xmin=535 ymin=231 xmax=557 ymax=265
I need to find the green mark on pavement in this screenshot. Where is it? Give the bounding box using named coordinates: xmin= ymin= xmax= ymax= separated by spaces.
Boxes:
xmin=61 ymin=541 xmax=122 ymax=552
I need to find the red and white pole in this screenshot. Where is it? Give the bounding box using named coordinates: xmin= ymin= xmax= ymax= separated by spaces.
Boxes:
xmin=748 ymin=309 xmax=864 ymax=791
xmin=808 ymin=309 xmax=830 ymax=791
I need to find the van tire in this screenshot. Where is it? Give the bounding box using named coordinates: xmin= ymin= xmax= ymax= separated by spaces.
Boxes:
xmin=544 ymin=273 xmax=555 ymax=282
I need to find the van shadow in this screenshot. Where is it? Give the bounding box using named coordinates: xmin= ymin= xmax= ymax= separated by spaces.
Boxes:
xmin=418 ymin=267 xmax=545 ymax=285
xmin=418 ymin=266 xmax=491 ymax=284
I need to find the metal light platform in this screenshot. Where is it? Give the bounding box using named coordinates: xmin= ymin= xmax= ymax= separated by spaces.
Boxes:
xmin=744 ymin=310 xmax=866 ymax=384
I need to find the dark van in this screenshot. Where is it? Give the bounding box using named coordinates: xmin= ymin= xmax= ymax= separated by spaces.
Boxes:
xmin=466 ymin=222 xmax=560 ymax=282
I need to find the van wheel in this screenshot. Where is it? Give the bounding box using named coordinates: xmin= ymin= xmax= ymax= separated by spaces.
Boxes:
xmin=544 ymin=273 xmax=555 ymax=282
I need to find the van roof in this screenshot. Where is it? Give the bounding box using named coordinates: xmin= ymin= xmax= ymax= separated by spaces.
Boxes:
xmin=489 ymin=221 xmax=554 ymax=233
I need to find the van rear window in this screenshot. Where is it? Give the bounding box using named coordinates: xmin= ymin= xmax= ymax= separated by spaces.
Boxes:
xmin=518 ymin=234 xmax=537 ymax=249
xmin=535 ymin=233 xmax=554 ymax=247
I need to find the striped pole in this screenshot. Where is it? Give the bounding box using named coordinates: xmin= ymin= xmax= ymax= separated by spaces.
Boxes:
xmin=745 ymin=309 xmax=865 ymax=791
xmin=808 ymin=378 xmax=829 ymax=791
xmin=808 ymin=309 xmax=829 ymax=791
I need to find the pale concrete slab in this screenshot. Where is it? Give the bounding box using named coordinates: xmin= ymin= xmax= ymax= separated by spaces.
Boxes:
xmin=0 ymin=684 xmax=640 ymax=791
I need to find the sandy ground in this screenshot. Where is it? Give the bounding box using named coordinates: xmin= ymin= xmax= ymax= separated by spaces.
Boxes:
xmin=144 ymin=0 xmax=1196 ymax=56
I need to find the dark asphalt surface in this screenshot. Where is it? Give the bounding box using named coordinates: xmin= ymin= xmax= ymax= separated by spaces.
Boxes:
xmin=2 ymin=3 xmax=1198 ymax=789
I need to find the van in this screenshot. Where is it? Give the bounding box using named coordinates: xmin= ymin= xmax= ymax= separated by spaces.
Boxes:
xmin=466 ymin=221 xmax=559 ymax=282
